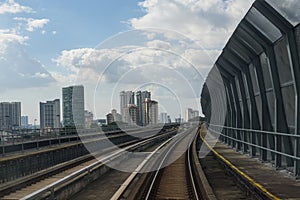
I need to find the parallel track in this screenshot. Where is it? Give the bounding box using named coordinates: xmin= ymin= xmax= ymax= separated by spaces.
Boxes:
xmin=111 ymin=127 xmax=205 ymax=200
xmin=0 ymin=128 xmax=177 ymax=200
xmin=111 ymin=124 xmax=284 ymax=200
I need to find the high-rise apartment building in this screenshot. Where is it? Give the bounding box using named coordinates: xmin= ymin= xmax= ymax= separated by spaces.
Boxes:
xmin=106 ymin=109 xmax=122 ymax=125
xmin=111 ymin=109 xmax=122 ymax=122
xmin=106 ymin=113 xmax=114 ymax=125
xmin=160 ymin=113 xmax=168 ymax=124
xmin=21 ymin=116 xmax=29 ymax=128
xmin=0 ymin=102 xmax=21 ymax=130
xmin=142 ymin=98 xmax=158 ymax=126
xmin=124 ymin=104 xmax=138 ymax=125
xmin=136 ymin=91 xmax=151 ymax=125
xmin=167 ymin=115 xmax=172 ymax=123
xmin=84 ymin=110 xmax=94 ymax=129
xmin=186 ymin=108 xmax=199 ymax=122
xmin=62 ymin=85 xmax=85 ymax=127
xmin=40 ymin=99 xmax=60 ymax=130
xmin=120 ymin=91 xmax=135 ymax=121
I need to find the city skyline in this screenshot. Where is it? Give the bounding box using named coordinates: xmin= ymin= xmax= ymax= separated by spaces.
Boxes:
xmin=0 ymin=0 xmax=255 ymax=124
xmin=0 ymin=86 xmax=201 ymax=127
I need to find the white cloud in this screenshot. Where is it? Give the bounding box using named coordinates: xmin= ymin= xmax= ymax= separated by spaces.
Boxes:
xmin=53 ymin=0 xmax=256 ymax=117
xmin=0 ymin=29 xmax=28 ymax=47
xmin=52 ymin=31 xmax=57 ymax=35
xmin=0 ymin=0 xmax=33 ymax=14
xmin=54 ymin=0 xmax=257 ymax=86
xmin=147 ymin=40 xmax=171 ymax=49
xmin=0 ymin=29 xmax=28 ymax=55
xmin=0 ymin=29 xmax=55 ymax=90
xmin=53 ymin=38 xmax=207 ymax=97
xmin=129 ymin=0 xmax=254 ymax=49
xmin=53 ymin=0 xmax=255 ymax=85
xmin=53 ymin=47 xmax=127 ymax=83
xmin=14 ymin=17 xmax=50 ymax=32
xmin=27 ymin=18 xmax=49 ymax=32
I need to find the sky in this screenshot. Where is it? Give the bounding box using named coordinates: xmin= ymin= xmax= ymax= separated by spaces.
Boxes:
xmin=0 ymin=0 xmax=256 ymax=124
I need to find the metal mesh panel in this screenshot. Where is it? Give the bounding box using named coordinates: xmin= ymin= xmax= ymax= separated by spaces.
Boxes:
xmin=294 ymin=25 xmax=300 ymax=67
xmin=266 ymin=0 xmax=300 ymax=26
xmin=243 ymin=73 xmax=251 ymax=114
xmin=249 ymin=64 xmax=259 ymax=94
xmin=236 ymin=29 xmax=264 ymax=55
xmin=228 ymin=41 xmax=251 ymax=63
xmin=246 ymin=7 xmax=282 ymax=43
xmin=266 ymin=91 xmax=275 ymax=128
xmin=281 ymin=85 xmax=296 ymax=128
xmin=255 ymin=95 xmax=263 ymax=127
xmin=260 ymin=53 xmax=273 ymax=90
xmin=235 ymin=78 xmax=244 ymax=119
xmin=274 ymin=37 xmax=294 ymax=85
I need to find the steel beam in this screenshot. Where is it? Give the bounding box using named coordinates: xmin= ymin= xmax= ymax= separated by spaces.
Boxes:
xmin=218 ymin=67 xmax=237 ymax=148
xmin=225 ymin=86 xmax=232 ymax=145
xmin=217 ymin=63 xmax=243 ymax=151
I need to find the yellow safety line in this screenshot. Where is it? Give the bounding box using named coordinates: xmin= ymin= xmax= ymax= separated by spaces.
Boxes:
xmin=200 ymin=133 xmax=281 ymax=200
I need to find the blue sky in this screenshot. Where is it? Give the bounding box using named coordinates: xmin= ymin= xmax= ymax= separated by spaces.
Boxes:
xmin=2 ymin=0 xmax=144 ymax=68
xmin=0 ymin=0 xmax=255 ymax=124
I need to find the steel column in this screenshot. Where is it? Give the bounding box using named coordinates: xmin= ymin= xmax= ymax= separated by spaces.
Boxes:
xmin=220 ymin=56 xmax=250 ymax=153
xmin=217 ymin=64 xmax=243 ymax=150
xmin=225 ymin=50 xmax=261 ymax=157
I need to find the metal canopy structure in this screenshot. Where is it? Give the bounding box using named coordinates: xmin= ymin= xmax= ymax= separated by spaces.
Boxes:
xmin=201 ymin=0 xmax=300 ymax=176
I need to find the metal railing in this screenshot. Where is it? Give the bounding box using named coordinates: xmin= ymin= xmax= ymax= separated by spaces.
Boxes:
xmin=206 ymin=123 xmax=300 ymax=173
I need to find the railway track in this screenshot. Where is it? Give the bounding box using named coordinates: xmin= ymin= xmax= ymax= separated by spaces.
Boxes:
xmin=113 ymin=125 xmax=264 ymax=200
xmin=0 ymin=126 xmax=168 ymax=186
xmin=144 ymin=128 xmax=199 ymax=200
xmin=3 ymin=124 xmax=275 ymax=200
xmin=0 ymin=127 xmax=178 ymax=200
xmin=111 ymin=126 xmax=208 ymax=200
xmin=1 ymin=158 xmax=98 ymax=200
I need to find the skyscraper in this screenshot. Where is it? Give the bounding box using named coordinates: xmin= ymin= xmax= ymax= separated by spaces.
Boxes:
xmin=124 ymin=104 xmax=138 ymax=125
xmin=62 ymin=85 xmax=85 ymax=127
xmin=186 ymin=108 xmax=193 ymax=122
xmin=120 ymin=91 xmax=135 ymax=121
xmin=21 ymin=116 xmax=29 ymax=128
xmin=143 ymin=98 xmax=158 ymax=126
xmin=40 ymin=99 xmax=60 ymax=130
xmin=106 ymin=113 xmax=114 ymax=125
xmin=136 ymin=91 xmax=151 ymax=126
xmin=0 ymin=102 xmax=21 ymax=130
xmin=106 ymin=109 xmax=122 ymax=125
xmin=186 ymin=108 xmax=199 ymax=122
xmin=111 ymin=109 xmax=122 ymax=122
xmin=160 ymin=113 xmax=168 ymax=124
xmin=84 ymin=110 xmax=94 ymax=129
